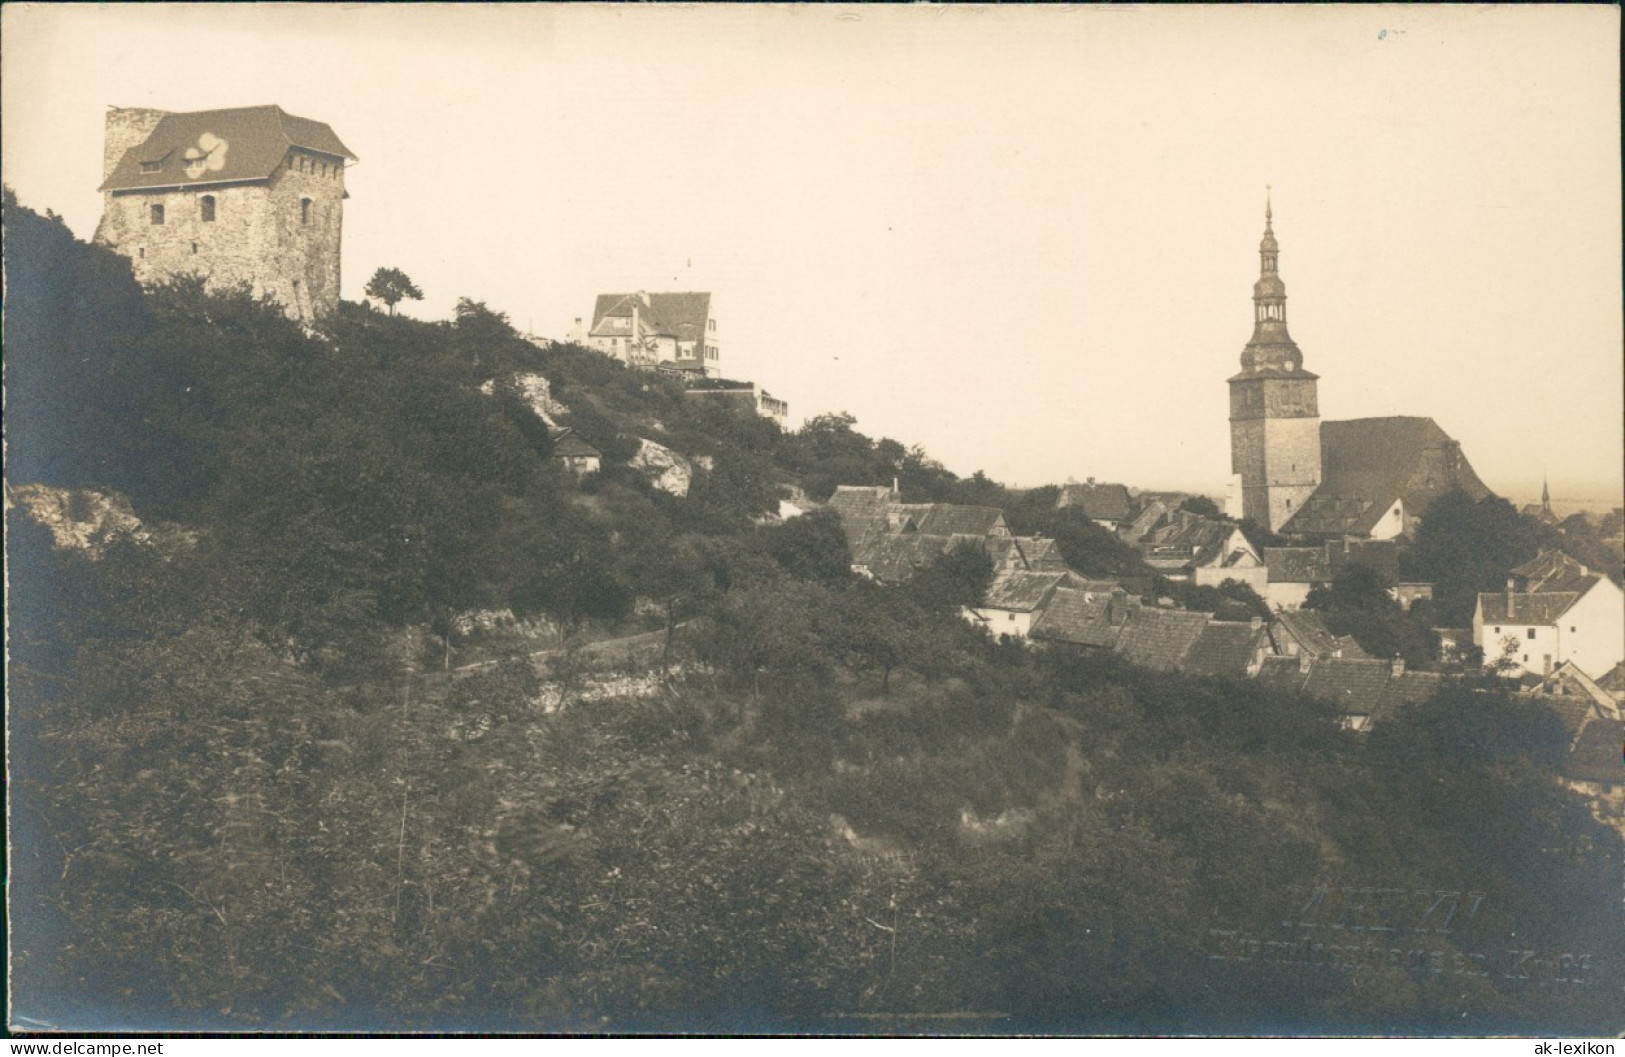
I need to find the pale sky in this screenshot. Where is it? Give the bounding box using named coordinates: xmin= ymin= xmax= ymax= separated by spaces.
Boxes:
xmin=4 ymin=4 xmax=1620 ymax=503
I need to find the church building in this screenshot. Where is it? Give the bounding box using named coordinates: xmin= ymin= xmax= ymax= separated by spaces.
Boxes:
xmin=1226 ymin=198 xmax=1491 ymax=538
xmin=95 ymin=105 xmax=356 ymax=324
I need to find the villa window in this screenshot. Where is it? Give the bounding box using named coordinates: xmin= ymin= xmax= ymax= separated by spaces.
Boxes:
xmin=201 ymin=195 xmax=216 ymax=222
xmin=150 ymin=203 xmax=165 ymax=225
xmin=1526 ymin=628 xmax=1536 ymax=640
xmin=300 ymin=198 xmax=313 ymax=225
xmin=141 ymin=159 xmax=163 ymax=173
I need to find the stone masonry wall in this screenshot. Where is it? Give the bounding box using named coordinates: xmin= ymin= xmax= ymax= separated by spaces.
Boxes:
xmin=95 ymin=151 xmax=345 ymax=324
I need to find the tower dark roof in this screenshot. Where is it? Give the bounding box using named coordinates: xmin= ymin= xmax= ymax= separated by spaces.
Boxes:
xmin=100 ymin=105 xmax=355 ymax=193
xmin=1235 ymin=194 xmax=1314 ymax=379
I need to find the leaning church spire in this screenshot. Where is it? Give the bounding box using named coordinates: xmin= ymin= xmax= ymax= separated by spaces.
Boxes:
xmin=1228 ymin=190 xmax=1322 ymax=532
xmin=1239 ymin=189 xmax=1307 ymax=375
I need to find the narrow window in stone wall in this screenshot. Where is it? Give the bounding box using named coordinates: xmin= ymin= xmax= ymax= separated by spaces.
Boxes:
xmin=201 ymin=195 xmax=216 ymax=222
xmin=191 ymin=242 xmax=198 ymax=255
xmin=150 ymin=203 xmax=165 ymax=225
xmin=301 ymin=198 xmax=313 ymax=225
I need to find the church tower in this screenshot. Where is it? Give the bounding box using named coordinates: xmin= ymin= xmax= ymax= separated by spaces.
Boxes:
xmin=1228 ymin=194 xmax=1321 ymax=532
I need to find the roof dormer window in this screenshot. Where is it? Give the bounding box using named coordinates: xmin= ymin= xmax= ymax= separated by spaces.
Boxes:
xmin=141 ymin=160 xmax=164 ymax=174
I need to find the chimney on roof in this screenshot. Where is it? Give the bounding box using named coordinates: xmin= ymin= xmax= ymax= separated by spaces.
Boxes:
xmin=1506 ymin=578 xmax=1516 ymax=619
xmin=1299 ymin=653 xmax=1314 ymax=674
xmin=1392 ymin=657 xmax=1405 ymax=676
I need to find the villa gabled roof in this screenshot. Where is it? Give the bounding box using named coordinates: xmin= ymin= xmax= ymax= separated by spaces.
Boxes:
xmin=590 ymin=292 xmax=712 ymax=341
xmin=101 ymin=105 xmax=355 ymax=193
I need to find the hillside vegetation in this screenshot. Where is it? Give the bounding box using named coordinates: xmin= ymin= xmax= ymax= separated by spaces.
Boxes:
xmin=6 ymin=191 xmax=1621 ymax=1033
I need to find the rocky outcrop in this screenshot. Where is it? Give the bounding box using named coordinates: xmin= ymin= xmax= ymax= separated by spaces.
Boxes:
xmin=4 ymin=482 xmax=165 ymax=556
xmin=480 ymin=372 xmax=568 ymax=425
xmin=630 ymin=438 xmax=693 ymax=497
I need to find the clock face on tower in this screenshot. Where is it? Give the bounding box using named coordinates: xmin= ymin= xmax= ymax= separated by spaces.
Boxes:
xmin=183 ymin=133 xmax=229 ymax=179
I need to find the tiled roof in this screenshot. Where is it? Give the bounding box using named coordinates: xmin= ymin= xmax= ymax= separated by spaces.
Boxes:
xmin=590 ymin=292 xmax=712 ymax=341
xmin=1597 ymin=661 xmax=1625 ymax=697
xmin=917 ymin=504 xmax=1006 ymax=537
xmin=1270 ymin=610 xmax=1367 ymax=658
xmin=1265 ymin=547 xmax=1328 ymax=584
xmin=981 ymin=570 xmax=1067 ymax=613
xmin=1183 ymin=621 xmax=1266 ymax=678
xmin=1511 ymin=550 xmax=1602 ymax=595
xmin=857 ymin=533 xmax=964 ymax=584
xmin=1300 ymin=657 xmax=1395 ymax=714
xmin=1256 ymin=655 xmax=1310 ymax=694
xmin=1030 ymin=588 xmax=1120 ymax=647
xmin=1476 ymin=591 xmax=1581 ymax=626
xmin=102 ymin=105 xmax=355 ymax=192
xmin=1140 ymin=512 xmax=1234 ymax=571
xmin=1531 ymin=662 xmax=1617 ymax=715
xmin=1369 ymin=670 xmax=1441 ymax=724
xmin=986 ymin=536 xmax=1068 ymax=573
xmin=1121 ymin=500 xmax=1168 ymax=542
xmin=1281 ymin=416 xmax=1492 ymax=537
xmin=549 ymin=428 xmax=601 ymax=458
xmin=1113 ymin=608 xmax=1211 ymax=671
xmin=1526 ymin=693 xmax=1594 ymax=739
xmin=1059 ymin=482 xmax=1133 ymax=522
xmin=1565 ymin=718 xmax=1624 ymax=784
xmin=1281 ymin=490 xmax=1401 ymax=538
xmin=1325 ymin=539 xmax=1400 ymax=584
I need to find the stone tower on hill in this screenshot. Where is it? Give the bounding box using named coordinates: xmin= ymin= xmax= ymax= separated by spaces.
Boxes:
xmin=1228 ymin=195 xmax=1322 ymax=532
xmin=94 ymin=105 xmax=356 ymax=324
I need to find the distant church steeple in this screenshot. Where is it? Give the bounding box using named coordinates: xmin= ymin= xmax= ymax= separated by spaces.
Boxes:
xmin=1227 ymin=192 xmax=1322 ymax=532
xmin=1541 ymin=476 xmax=1552 ymax=517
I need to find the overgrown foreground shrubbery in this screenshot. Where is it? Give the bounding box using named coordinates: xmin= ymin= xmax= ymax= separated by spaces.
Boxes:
xmin=6 ymin=191 xmax=1621 ymax=1033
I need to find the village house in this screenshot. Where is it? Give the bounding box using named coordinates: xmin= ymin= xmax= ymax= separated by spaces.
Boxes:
xmin=1057 ymin=479 xmax=1133 ymax=530
xmin=1260 ymin=538 xmax=1403 ymax=611
xmin=964 ymin=570 xmax=1084 ymax=640
xmin=1256 ymin=654 xmax=1438 ymax=732
xmin=1473 ymin=549 xmax=1625 ymax=679
xmin=549 ymin=428 xmax=602 ymax=477
xmin=1138 ymin=510 xmax=1265 ymax=590
xmin=1111 ymin=607 xmax=1213 ymax=672
xmin=94 ymin=104 xmax=355 ymax=324
xmin=828 ymin=484 xmax=1031 ymax=584
xmin=1267 ymin=608 xmax=1367 ymax=661
xmin=1029 ymin=586 xmax=1138 ymax=650
xmin=1181 ymin=619 xmax=1271 ymax=679
xmin=586 ymin=292 xmax=719 ymax=376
